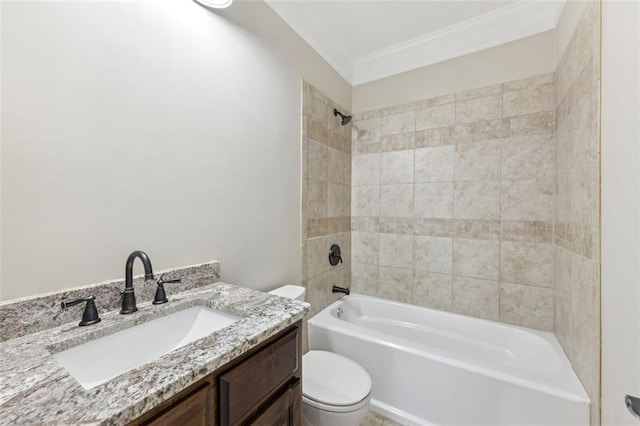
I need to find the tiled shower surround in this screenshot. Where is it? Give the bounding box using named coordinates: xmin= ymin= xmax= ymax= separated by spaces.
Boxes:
xmin=301 ymin=82 xmax=352 ymax=318
xmin=302 ymin=8 xmax=600 ymax=419
xmin=554 ymin=2 xmax=601 ymax=424
xmin=350 ymin=73 xmax=556 ymax=331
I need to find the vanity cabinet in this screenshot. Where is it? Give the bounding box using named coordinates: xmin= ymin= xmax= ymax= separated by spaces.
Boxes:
xmin=131 ymin=322 xmax=302 ymax=426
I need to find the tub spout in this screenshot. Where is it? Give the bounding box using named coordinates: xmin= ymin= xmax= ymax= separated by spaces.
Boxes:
xmin=332 ymin=285 xmax=350 ymax=296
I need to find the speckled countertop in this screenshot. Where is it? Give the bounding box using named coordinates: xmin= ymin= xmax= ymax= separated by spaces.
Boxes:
xmin=0 ymin=283 xmax=309 ymax=425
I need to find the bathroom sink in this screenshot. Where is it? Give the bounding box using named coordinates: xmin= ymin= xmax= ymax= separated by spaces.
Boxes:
xmin=53 ymin=306 xmax=241 ymax=389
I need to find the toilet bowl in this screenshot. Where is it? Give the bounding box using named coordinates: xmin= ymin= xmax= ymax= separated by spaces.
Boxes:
xmin=268 ymin=285 xmax=372 ymax=426
xmin=301 ymin=350 xmax=372 ymax=426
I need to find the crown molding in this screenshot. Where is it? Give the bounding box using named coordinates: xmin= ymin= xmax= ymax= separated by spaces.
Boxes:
xmin=265 ymin=1 xmax=565 ymax=86
xmin=352 ymin=1 xmax=565 ymax=85
xmin=265 ymin=1 xmax=354 ymax=83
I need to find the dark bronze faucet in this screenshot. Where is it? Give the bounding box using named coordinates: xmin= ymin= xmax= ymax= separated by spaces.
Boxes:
xmin=120 ymin=250 xmax=154 ymax=314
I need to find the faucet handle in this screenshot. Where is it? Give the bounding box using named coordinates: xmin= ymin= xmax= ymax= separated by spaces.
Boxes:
xmin=153 ymin=274 xmax=182 ymax=305
xmin=157 ymin=273 xmax=182 ymax=285
xmin=61 ymin=296 xmax=101 ymax=326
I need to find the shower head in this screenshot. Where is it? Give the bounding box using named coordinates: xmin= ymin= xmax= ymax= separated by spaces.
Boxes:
xmin=333 ymin=108 xmax=352 ymax=126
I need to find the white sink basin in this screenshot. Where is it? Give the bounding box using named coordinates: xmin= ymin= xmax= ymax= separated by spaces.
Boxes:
xmin=53 ymin=306 xmax=241 ymax=389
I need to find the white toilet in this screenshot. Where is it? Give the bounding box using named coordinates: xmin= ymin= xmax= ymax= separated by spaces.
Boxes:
xmin=268 ymin=285 xmax=372 ymax=426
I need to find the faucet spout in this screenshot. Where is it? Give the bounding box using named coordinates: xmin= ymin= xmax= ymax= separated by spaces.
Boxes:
xmin=125 ymin=250 xmax=154 ymax=288
xmin=121 ymin=250 xmax=154 ymax=314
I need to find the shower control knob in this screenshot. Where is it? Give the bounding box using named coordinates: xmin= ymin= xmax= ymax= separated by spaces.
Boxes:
xmin=329 ymin=244 xmax=342 ymax=266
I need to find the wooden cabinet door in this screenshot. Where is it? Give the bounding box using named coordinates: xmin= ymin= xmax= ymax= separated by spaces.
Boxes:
xmin=246 ymin=380 xmax=301 ymax=426
xmin=146 ymin=385 xmax=211 ymax=426
xmin=220 ymin=327 xmax=299 ymax=425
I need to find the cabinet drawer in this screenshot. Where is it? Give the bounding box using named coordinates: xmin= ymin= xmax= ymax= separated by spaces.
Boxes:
xmin=219 ymin=327 xmax=299 ymax=426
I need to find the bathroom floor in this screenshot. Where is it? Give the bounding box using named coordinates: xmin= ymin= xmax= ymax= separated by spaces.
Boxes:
xmin=360 ymin=411 xmax=404 ymax=426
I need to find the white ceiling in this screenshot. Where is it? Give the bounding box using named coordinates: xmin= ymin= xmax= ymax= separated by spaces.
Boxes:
xmin=265 ymin=0 xmax=565 ymax=85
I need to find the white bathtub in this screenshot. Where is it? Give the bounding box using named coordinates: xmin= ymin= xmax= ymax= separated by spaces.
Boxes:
xmin=308 ymin=294 xmax=589 ymax=426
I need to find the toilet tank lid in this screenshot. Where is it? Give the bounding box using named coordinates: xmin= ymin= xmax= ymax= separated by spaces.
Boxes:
xmin=302 ymin=350 xmax=372 ymax=407
xmin=268 ymin=285 xmax=305 ymax=301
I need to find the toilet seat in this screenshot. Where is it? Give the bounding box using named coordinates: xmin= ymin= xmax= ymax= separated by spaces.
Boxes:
xmin=302 ymin=394 xmax=370 ymax=413
xmin=302 ymin=350 xmax=372 ymax=413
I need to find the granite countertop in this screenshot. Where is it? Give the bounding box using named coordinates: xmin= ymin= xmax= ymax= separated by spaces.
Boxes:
xmin=0 ymin=283 xmax=309 ymax=425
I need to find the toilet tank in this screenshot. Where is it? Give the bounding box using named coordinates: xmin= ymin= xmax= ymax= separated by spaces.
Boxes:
xmin=268 ymin=285 xmax=306 ymax=301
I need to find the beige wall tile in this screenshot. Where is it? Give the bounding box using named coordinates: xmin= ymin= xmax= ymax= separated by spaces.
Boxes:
xmin=503 ymin=84 xmax=554 ymax=117
xmin=380 ymin=150 xmax=414 ymax=184
xmin=555 ymin=2 xmax=597 ymax=103
xmin=352 ymin=153 xmax=380 ymax=186
xmin=352 ymin=116 xmax=381 ymax=144
xmin=416 ymin=103 xmax=456 ymax=131
xmin=414 ymin=218 xmax=452 ymax=237
xmin=452 ymin=276 xmax=499 ymax=320
xmin=454 ymin=118 xmax=510 ymax=142
xmin=381 ymin=102 xmax=416 ymax=117
xmin=378 ymin=266 xmax=413 ymax=303
xmin=328 ymin=183 xmax=349 ymax=217
xmin=415 ymin=145 xmax=455 ymax=183
xmin=556 ymin=58 xmax=599 ymax=170
xmin=352 ymin=231 xmax=379 ymax=265
xmin=501 ymin=220 xmax=553 ymax=243
xmin=502 ymin=134 xmax=554 ymax=179
xmin=455 ymin=94 xmax=502 ymax=124
xmin=555 ymin=156 xmax=600 ymax=228
xmin=502 ymin=73 xmax=554 ymax=91
xmin=379 ymin=233 xmax=413 ymax=269
xmin=381 ymin=110 xmax=416 ymax=136
xmin=412 ymin=271 xmax=452 ymax=311
xmin=352 ymin=185 xmax=379 ymax=217
xmin=416 ymin=94 xmax=456 ymax=109
xmin=353 ymin=140 xmax=381 ymax=155
xmin=415 ymin=182 xmax=454 ymax=218
xmin=454 ymin=140 xmax=501 ymax=181
xmin=499 ymin=282 xmax=553 ymax=331
xmin=306 ymin=178 xmax=328 ymax=218
xmin=308 ymin=139 xmax=327 ymax=181
xmin=413 ymin=236 xmax=453 ymax=274
xmin=327 ymin=147 xmax=348 ymax=185
xmin=304 ymin=273 xmax=330 ymax=317
xmin=381 ymin=132 xmax=415 ymax=152
xmin=415 ymin=126 xmax=456 ymax=148
xmin=378 ymin=217 xmax=414 ymax=235
xmin=352 ymin=216 xmax=379 ymax=232
xmin=553 ymin=248 xmax=573 ymax=354
xmin=352 ymin=262 xmax=379 ymax=296
xmin=309 ymin=94 xmax=329 ymax=144
xmin=501 ymin=178 xmax=553 ymax=221
xmin=451 ymin=219 xmax=501 ymax=240
xmin=454 ymin=181 xmax=500 ymax=220
xmin=453 ymin=238 xmax=499 ymax=280
xmin=510 ymin=111 xmax=555 ymax=136
xmin=380 ymin=184 xmax=414 ymax=217
xmin=500 ymin=241 xmax=552 ymax=287
xmin=456 ymin=83 xmax=502 ymax=101
xmin=305 ymin=236 xmax=329 ymax=280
